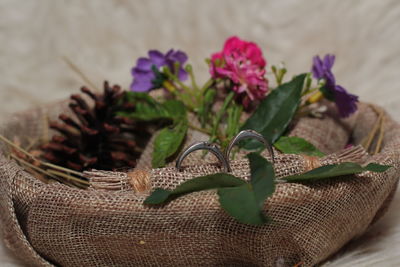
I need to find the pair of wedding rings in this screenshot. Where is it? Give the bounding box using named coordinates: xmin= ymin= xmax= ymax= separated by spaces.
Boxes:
xmin=175 ymin=130 xmax=274 ymax=172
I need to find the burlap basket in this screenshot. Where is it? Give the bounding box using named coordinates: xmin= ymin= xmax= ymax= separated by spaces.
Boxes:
xmin=0 ymin=101 xmax=399 ymax=267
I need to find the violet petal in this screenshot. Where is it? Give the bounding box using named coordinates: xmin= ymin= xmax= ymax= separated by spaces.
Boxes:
xmin=165 ymin=49 xmax=174 ymax=59
xmin=135 ymin=57 xmax=153 ymax=71
xmin=324 ymin=70 xmax=336 ymax=88
xmin=130 ymin=70 xmax=155 ymax=92
xmin=148 ymin=50 xmax=166 ymax=67
xmin=177 ymin=68 xmax=188 ymax=81
xmin=170 ymin=50 xmax=188 ymax=64
xmin=323 ymin=54 xmax=335 ymax=69
xmin=312 ymin=56 xmax=324 ymax=79
xmin=333 ymin=85 xmax=358 ymax=118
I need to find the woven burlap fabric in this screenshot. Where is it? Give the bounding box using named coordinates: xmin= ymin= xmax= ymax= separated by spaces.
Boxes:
xmin=0 ymin=102 xmax=399 ymax=267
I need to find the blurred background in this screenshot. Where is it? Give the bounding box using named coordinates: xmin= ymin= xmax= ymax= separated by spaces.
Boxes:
xmin=0 ymin=0 xmax=399 ymax=266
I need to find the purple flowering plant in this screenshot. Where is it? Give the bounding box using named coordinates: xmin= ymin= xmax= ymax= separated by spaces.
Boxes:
xmin=121 ymin=37 xmax=360 ymax=169
xmin=311 ymin=54 xmax=358 ymax=118
xmin=130 ymin=49 xmax=188 ymax=92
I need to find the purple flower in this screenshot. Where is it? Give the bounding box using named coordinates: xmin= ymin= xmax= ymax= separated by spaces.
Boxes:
xmin=333 ymin=85 xmax=358 ymax=118
xmin=312 ymin=54 xmax=336 ymax=88
xmin=312 ymin=54 xmax=358 ymax=118
xmin=130 ymin=49 xmax=188 ymax=92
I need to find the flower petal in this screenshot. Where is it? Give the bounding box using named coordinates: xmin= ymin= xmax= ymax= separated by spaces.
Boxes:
xmin=312 ymin=56 xmax=324 ymax=79
xmin=333 ymin=85 xmax=358 ymax=118
xmin=135 ymin=57 xmax=153 ymax=71
xmin=148 ymin=50 xmax=166 ymax=67
xmin=223 ymin=36 xmax=242 ymax=52
xmin=324 ymin=70 xmax=336 ymax=88
xmin=323 ymin=54 xmax=335 ymax=69
xmin=130 ymin=71 xmax=155 ymax=92
xmin=177 ymin=68 xmax=188 ymax=81
xmin=131 ymin=66 xmax=150 ymax=76
xmin=169 ymin=50 xmax=188 ymax=64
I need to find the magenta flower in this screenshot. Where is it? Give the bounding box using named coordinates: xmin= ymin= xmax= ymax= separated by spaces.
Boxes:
xmin=312 ymin=54 xmax=358 ymax=118
xmin=131 ymin=49 xmax=188 ymax=92
xmin=209 ymin=36 xmax=268 ymax=108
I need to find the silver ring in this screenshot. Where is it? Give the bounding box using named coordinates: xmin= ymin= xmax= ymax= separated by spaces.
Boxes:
xmin=175 ymin=141 xmax=230 ymax=172
xmin=225 ymin=130 xmax=275 ymax=164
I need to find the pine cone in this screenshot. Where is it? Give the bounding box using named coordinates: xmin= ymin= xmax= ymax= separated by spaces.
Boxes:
xmin=41 ymin=81 xmax=152 ymax=171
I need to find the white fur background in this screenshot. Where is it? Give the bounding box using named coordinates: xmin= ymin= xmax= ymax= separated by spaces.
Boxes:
xmin=0 ymin=0 xmax=399 ymax=266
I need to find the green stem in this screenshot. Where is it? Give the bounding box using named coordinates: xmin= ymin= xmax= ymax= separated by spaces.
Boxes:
xmin=188 ymin=123 xmax=226 ymax=147
xmin=164 ymin=67 xmax=192 ymax=93
xmin=185 ymin=64 xmax=199 ymax=91
xmin=188 ymin=123 xmax=212 ymax=135
xmin=197 ymin=88 xmax=216 ymax=128
xmin=302 ymin=72 xmax=312 ymax=94
xmin=302 ymin=78 xmax=326 ymax=97
xmin=301 ymin=87 xmax=319 ymax=97
xmin=223 ymin=103 xmax=243 ymax=149
xmin=271 ymin=65 xmax=279 ymax=85
xmin=210 ymin=91 xmax=235 ymax=143
xmin=201 ymin=78 xmax=214 ymax=94
xmin=277 ymin=69 xmax=287 ymax=85
xmin=162 ymin=80 xmax=196 ymax=111
xmin=272 ymin=65 xmax=287 ymax=86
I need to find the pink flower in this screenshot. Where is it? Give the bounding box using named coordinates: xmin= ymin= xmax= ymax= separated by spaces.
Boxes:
xmin=210 ymin=36 xmax=268 ymax=108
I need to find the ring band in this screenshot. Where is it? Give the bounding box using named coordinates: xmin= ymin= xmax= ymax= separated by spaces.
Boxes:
xmin=225 ymin=130 xmax=274 ymax=164
xmin=175 ymin=141 xmax=230 ymax=172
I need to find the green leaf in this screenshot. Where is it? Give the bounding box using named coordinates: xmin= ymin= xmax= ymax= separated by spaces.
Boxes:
xmin=217 ymin=153 xmax=275 ymax=225
xmin=118 ymin=92 xmax=187 ymax=122
xmin=274 ymin=136 xmax=325 ymax=157
xmin=240 ymin=74 xmax=307 ymax=149
xmin=152 ymin=119 xmax=188 ymax=168
xmin=364 ymin=163 xmax=392 ymax=172
xmin=144 ymin=173 xmax=246 ymax=204
xmin=218 ymin=184 xmax=269 ymax=225
xmin=118 ymin=92 xmax=190 ymax=168
xmin=247 ymin=153 xmax=275 ymax=208
xmin=118 ymin=93 xmax=189 ymax=168
xmin=284 ymin=162 xmax=392 ymax=182
xmin=145 ymin=154 xmax=276 ymax=226
xmin=143 ymin=188 xmax=171 ymax=204
xmin=117 ymin=92 xmax=172 ymax=121
xmin=162 ymin=99 xmax=187 ymax=118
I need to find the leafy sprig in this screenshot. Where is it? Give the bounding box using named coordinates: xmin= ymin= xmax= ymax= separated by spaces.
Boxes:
xmin=145 ymin=153 xmax=275 ymax=225
xmin=145 ymin=154 xmax=391 ymax=225
xmin=120 ymin=66 xmax=245 ymax=168
xmin=118 ymin=93 xmax=188 ymax=168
